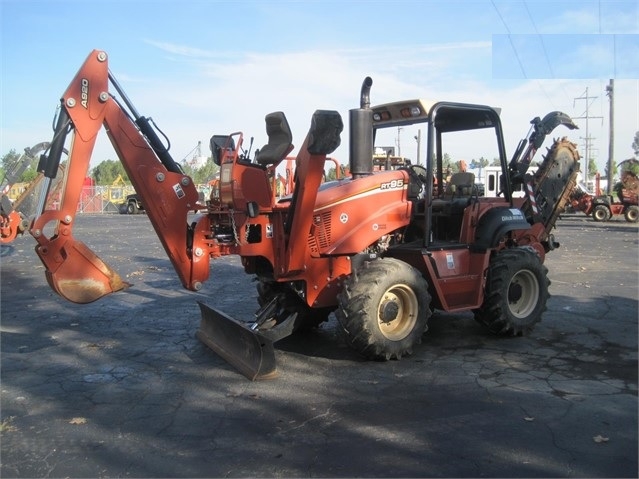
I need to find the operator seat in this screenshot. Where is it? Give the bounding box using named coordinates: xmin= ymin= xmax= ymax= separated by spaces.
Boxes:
xmin=445 ymin=171 xmax=476 ymax=214
xmin=255 ymin=111 xmax=294 ymax=166
xmin=431 ymin=171 xmax=476 ymax=242
xmin=448 ymin=172 xmax=475 ymax=198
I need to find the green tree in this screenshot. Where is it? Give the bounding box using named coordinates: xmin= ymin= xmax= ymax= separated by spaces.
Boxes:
xmin=620 ymin=158 xmax=639 ymax=176
xmin=21 ymin=167 xmax=38 ymax=182
xmin=587 ymin=157 xmax=598 ymax=180
xmin=470 ymin=157 xmax=489 ymax=178
xmin=194 ymin=158 xmax=219 ymax=184
xmin=442 ymin=153 xmax=455 ymax=172
xmin=470 ymin=157 xmax=489 ymax=169
xmin=3 ymin=150 xmax=17 ymax=183
xmin=1 ymin=148 xmax=39 ymax=183
xmin=632 ymin=131 xmax=639 ymax=157
xmin=1 ymin=149 xmax=19 ymax=174
xmin=91 ymin=159 xmax=129 ymax=185
xmin=325 ymin=164 xmax=348 ymax=181
xmin=181 ymin=158 xmax=219 ymax=185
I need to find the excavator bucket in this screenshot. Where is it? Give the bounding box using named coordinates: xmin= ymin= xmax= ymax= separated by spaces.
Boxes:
xmin=37 ymin=238 xmax=129 ymax=304
xmin=196 ymin=302 xmax=279 ymax=380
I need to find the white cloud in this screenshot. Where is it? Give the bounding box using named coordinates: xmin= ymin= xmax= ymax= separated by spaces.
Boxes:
xmin=9 ymin=41 xmax=634 ymax=182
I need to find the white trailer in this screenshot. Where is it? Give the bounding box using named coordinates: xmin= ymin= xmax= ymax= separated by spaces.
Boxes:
xmin=478 ymin=165 xmax=538 ymax=198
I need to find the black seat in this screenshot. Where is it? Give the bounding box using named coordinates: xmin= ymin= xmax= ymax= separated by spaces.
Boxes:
xmin=209 ymin=135 xmax=235 ymax=165
xmin=255 ymin=112 xmax=294 ymax=166
xmin=448 ymin=172 xmax=475 ymax=198
xmin=430 ymin=172 xmax=475 ymax=242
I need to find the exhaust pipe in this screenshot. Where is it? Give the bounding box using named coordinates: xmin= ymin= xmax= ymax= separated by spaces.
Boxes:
xmin=349 ymin=77 xmax=374 ymax=179
xmin=360 ymin=76 xmax=372 ymax=109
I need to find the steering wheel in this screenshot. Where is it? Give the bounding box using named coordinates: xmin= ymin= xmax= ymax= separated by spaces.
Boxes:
xmin=409 ymin=165 xmax=429 ymax=184
xmin=401 ymin=165 xmax=430 ymax=201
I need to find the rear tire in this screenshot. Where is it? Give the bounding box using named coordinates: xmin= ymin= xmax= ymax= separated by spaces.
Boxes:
xmin=592 ymin=204 xmax=610 ymax=222
xmin=127 ymin=202 xmax=138 ymax=215
xmin=336 ymin=258 xmax=431 ymax=360
xmin=474 ymin=248 xmax=549 ymax=336
xmin=624 ymin=205 xmax=639 ymax=223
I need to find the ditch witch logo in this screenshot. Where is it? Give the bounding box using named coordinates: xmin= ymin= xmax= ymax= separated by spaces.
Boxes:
xmin=502 ymin=209 xmax=525 ymax=222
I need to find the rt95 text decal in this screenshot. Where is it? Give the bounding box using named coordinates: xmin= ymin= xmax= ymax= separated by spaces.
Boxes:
xmin=379 ymin=179 xmax=404 ymax=190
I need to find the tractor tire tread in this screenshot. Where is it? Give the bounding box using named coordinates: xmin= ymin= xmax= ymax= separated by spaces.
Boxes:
xmin=474 ymin=248 xmax=549 ymax=336
xmin=336 ymin=257 xmax=431 ymax=360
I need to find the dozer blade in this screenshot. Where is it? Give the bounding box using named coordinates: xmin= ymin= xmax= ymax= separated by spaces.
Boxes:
xmin=37 ymin=238 xmax=129 ymax=304
xmin=196 ymin=301 xmax=279 ymax=380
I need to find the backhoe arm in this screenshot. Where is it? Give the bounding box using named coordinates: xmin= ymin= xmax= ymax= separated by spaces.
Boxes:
xmin=31 ymin=50 xmax=206 ymax=303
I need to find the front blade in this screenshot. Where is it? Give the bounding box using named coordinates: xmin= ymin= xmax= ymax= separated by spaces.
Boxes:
xmin=196 ymin=301 xmax=278 ymax=380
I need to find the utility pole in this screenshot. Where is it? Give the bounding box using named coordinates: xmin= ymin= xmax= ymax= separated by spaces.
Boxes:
xmin=414 ymin=129 xmax=421 ymax=165
xmin=606 ymin=79 xmax=614 ymax=194
xmin=396 ymin=127 xmax=403 ymax=156
xmin=573 ymin=87 xmax=603 ymax=189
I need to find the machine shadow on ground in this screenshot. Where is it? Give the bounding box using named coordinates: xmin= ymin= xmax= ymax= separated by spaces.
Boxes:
xmin=1 ymin=215 xmax=637 ymax=478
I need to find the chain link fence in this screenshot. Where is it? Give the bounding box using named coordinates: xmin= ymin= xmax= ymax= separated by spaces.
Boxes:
xmin=77 ymin=185 xmax=136 ymax=213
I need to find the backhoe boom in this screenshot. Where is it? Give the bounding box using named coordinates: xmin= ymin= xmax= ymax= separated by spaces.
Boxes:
xmin=31 ymin=50 xmax=206 ymax=303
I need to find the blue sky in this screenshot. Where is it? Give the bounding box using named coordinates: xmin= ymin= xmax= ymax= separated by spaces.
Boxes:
xmin=1 ymin=0 xmax=638 ymax=176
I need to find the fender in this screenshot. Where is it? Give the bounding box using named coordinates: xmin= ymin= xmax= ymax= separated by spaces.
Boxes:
xmin=592 ymin=196 xmax=613 ymax=206
xmin=473 ymin=207 xmax=530 ymax=250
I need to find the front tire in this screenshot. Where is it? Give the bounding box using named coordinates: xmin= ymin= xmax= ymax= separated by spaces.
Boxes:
xmin=474 ymin=248 xmax=549 ymax=336
xmin=336 ymin=258 xmax=431 ymax=360
xmin=592 ymin=204 xmax=610 ymax=222
xmin=624 ymin=205 xmax=639 ymax=223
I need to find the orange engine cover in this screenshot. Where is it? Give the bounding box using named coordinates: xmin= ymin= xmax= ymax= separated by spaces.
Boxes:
xmin=309 ymin=170 xmax=411 ymax=256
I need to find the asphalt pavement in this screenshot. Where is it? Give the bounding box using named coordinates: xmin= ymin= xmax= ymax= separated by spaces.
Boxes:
xmin=1 ymin=212 xmax=637 ymax=478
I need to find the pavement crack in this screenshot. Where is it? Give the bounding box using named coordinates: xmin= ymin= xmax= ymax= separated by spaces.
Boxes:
xmin=276 ymin=403 xmax=335 ymax=434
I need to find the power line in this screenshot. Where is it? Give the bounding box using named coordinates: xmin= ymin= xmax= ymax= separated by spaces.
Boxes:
xmin=522 ymin=0 xmax=575 ymax=107
xmin=493 ymin=0 xmax=565 ymax=110
xmin=598 ymin=0 xmax=602 ymax=34
xmin=523 ymin=1 xmax=554 ymax=78
xmin=491 ymin=0 xmax=528 ymax=79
